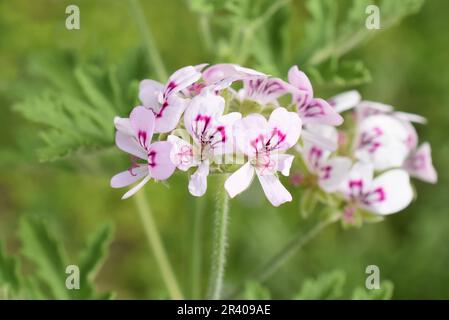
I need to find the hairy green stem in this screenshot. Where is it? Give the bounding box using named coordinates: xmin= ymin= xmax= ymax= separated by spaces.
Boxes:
xmin=227 ymin=215 xmax=339 ymax=298
xmin=191 ymin=196 xmax=206 ymax=299
xmin=128 ymin=0 xmax=168 ymax=81
xmin=207 ymin=174 xmax=230 ymax=300
xmin=134 ymin=192 xmax=184 ymax=300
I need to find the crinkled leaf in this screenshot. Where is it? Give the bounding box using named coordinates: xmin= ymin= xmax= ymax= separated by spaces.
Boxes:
xmin=295 ymin=270 xmax=346 ymax=299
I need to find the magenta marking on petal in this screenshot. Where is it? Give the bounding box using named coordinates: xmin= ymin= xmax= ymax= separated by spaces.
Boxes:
xmin=148 ymin=150 xmax=157 ymax=167
xmin=362 ymin=187 xmax=386 ymax=205
xmin=177 ymin=145 xmax=193 ymax=166
xmin=308 ymin=146 xmax=323 ymax=169
xmin=128 ymin=156 xmax=141 ymax=176
xmin=358 ymin=127 xmax=383 ymax=153
xmin=320 ymin=165 xmax=332 ymax=180
xmin=164 ymin=81 xmax=177 ymax=98
xmin=138 ymin=130 xmax=148 ymax=149
xmin=348 ymin=179 xmax=364 ymax=198
xmin=300 ymin=100 xmax=326 ymax=118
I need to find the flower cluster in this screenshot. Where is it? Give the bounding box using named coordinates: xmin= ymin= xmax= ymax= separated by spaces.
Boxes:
xmin=111 ymin=64 xmax=437 ymax=221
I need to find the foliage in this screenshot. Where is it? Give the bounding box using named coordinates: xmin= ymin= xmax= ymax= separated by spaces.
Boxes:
xmin=0 ymin=216 xmax=114 ymax=299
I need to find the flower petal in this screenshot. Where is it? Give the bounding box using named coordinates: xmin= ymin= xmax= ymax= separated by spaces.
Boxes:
xmin=184 ymin=91 xmax=225 ymax=140
xmin=164 ymin=66 xmax=202 ymax=98
xmin=115 ymin=131 xmax=147 ymax=160
xmin=224 ymin=161 xmax=255 ymax=198
xmin=139 ymin=79 xmax=164 ymax=107
xmin=355 ymin=114 xmax=410 ymax=170
xmin=318 ymin=157 xmax=352 ymax=192
xmin=328 ymin=90 xmax=361 ymax=113
xmin=340 ymin=161 xmax=374 ymax=199
xmin=168 ymin=134 xmax=197 ymax=171
xmin=242 ymin=77 xmax=292 ymax=105
xmin=114 ymin=117 xmax=133 ymax=136
xmin=234 ymin=114 xmax=268 ymax=157
xmin=298 ymin=98 xmax=344 ymax=126
xmin=363 ymin=169 xmax=413 ymax=215
xmin=153 ymin=96 xmax=187 ymax=133
xmin=121 ymin=174 xmax=151 ymax=200
xmin=288 ymin=65 xmax=313 ymax=103
xmin=356 ymin=101 xmax=393 ymax=121
xmin=188 ymin=161 xmax=210 ymax=197
xmin=277 ymin=154 xmax=295 ymax=176
xmin=404 ymin=142 xmax=437 ymax=184
xmin=147 ymin=141 xmax=176 ymax=180
xmin=267 ymin=107 xmax=302 ymax=151
xmin=257 ymin=173 xmax=292 ymax=207
xmin=110 ymin=164 xmax=148 ymax=188
xmin=301 ymin=129 xmax=338 ymax=152
xmin=130 ymin=106 xmax=155 ymax=150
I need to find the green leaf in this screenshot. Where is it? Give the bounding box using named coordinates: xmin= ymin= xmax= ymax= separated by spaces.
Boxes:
xmin=301 ymin=0 xmax=425 ymax=66
xmin=307 ymin=59 xmax=372 ymax=89
xmin=76 ymin=223 xmax=114 ymax=299
xmin=295 ymin=270 xmax=346 ymax=299
xmin=242 ymin=281 xmax=271 ymax=300
xmin=13 ymin=49 xmax=150 ymax=162
xmin=0 ymin=243 xmax=21 ymax=294
xmin=352 ymin=280 xmax=394 ymax=300
xmin=18 ymin=216 xmax=70 ymax=299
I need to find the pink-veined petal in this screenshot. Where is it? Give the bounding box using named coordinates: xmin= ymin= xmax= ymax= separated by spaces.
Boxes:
xmin=147 ymin=141 xmax=176 ymax=180
xmin=355 ymin=114 xmax=410 ymax=170
xmin=188 ymin=160 xmax=210 ymax=197
xmin=257 ymin=173 xmax=292 ymax=207
xmin=356 ymin=101 xmax=393 ymax=122
xmin=184 ymin=91 xmax=225 ymax=140
xmin=340 ymin=161 xmax=374 ymax=200
xmin=121 ymin=174 xmax=151 ymax=200
xmin=328 ymin=90 xmax=361 ymax=113
xmin=168 ymin=135 xmax=197 ymax=171
xmin=242 ymin=77 xmax=292 ymax=105
xmin=363 ymin=169 xmax=413 ymax=215
xmin=153 ymin=95 xmax=187 ymax=133
xmin=130 ymin=106 xmax=155 ymax=149
xmin=267 ymin=107 xmax=302 ymax=151
xmin=404 ymin=142 xmax=437 ymax=184
xmin=110 ymin=164 xmax=148 ymax=188
xmin=318 ymin=157 xmax=352 ymax=193
xmin=234 ymin=114 xmax=268 ymax=157
xmin=213 ymin=112 xmax=242 ymax=156
xmin=299 ymin=98 xmax=344 ymax=126
xmin=139 ymin=79 xmax=164 ymax=107
xmin=288 ymin=65 xmax=313 ymax=99
xmin=224 ymin=161 xmax=255 ymax=198
xmin=164 ymin=66 xmax=202 ymax=98
xmin=115 ymin=131 xmax=147 ymax=160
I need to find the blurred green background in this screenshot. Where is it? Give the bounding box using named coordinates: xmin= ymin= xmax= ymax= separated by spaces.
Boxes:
xmin=0 ymin=0 xmax=448 ymax=299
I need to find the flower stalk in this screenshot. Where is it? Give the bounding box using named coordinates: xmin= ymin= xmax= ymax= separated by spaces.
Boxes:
xmin=207 ymin=174 xmax=231 ymax=300
xmin=134 ymin=192 xmax=184 ymax=300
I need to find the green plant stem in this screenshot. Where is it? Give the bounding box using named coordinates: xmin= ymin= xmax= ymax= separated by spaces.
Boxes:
xmin=191 ymin=196 xmax=206 ymax=299
xmin=227 ymin=215 xmax=339 ymax=299
xmin=128 ymin=0 xmax=168 ymax=81
xmin=134 ymin=192 xmax=184 ymax=300
xmin=207 ymin=174 xmax=230 ymax=300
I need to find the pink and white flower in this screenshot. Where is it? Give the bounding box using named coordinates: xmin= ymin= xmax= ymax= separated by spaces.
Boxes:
xmin=354 ymin=114 xmax=411 ymax=170
xmin=300 ymin=125 xmax=352 ymax=192
xmin=139 ymin=66 xmax=202 ymax=133
xmin=403 ymin=142 xmax=437 ymax=184
xmin=287 ymin=66 xmax=344 ymax=151
xmin=110 ymin=107 xmax=176 ymax=199
xmin=168 ymin=90 xmax=241 ymax=196
xmin=339 ymin=162 xmax=413 ymax=215
xmin=224 ymin=108 xmax=301 ymax=206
